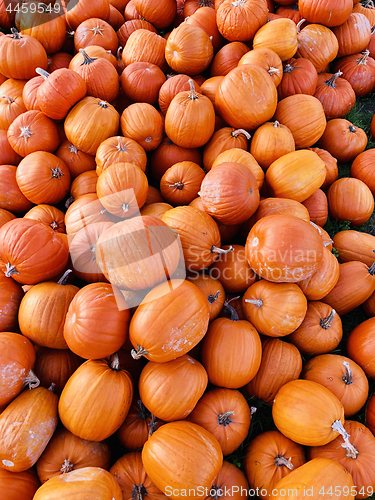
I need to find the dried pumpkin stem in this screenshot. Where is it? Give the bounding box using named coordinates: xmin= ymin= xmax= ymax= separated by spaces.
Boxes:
xmin=365 ymin=0 xmax=375 ymax=9
xmin=2 ymin=95 xmax=15 ymax=104
xmin=274 ymin=455 xmax=294 ymax=470
xmin=110 ymin=352 xmax=120 ymax=371
xmin=35 ymin=67 xmax=50 ymax=79
xmin=137 ymin=399 xmax=151 ymax=420
xmin=268 ymin=67 xmax=280 ymax=76
xmin=121 ymin=203 xmax=130 ymax=213
xmin=320 ymin=309 xmax=336 ymax=329
xmin=148 ymin=414 xmax=158 ymax=436
xmin=50 ymin=167 xmax=64 ymax=179
xmin=48 ymin=383 xmax=56 ymax=392
xmin=98 ymin=101 xmax=108 ymax=108
xmin=169 ymin=181 xmax=184 ymax=190
xmin=223 ymin=299 xmax=240 ymax=322
xmin=19 ymin=126 xmax=34 ymax=140
xmin=218 ymin=410 xmax=234 ymax=426
xmin=116 ymin=138 xmax=127 ymax=152
xmin=4 ymin=262 xmax=19 ymax=278
xmin=188 ymin=79 xmax=198 ymax=100
xmin=296 ymin=18 xmax=307 ymax=33
xmin=131 ymin=345 xmax=149 ymax=360
xmin=231 ymin=0 xmax=246 ymax=7
xmin=210 ymin=485 xmax=223 ymax=500
xmin=371 ymin=26 xmax=375 ymax=35
xmin=79 ymin=48 xmax=96 ymax=65
xmin=68 ymin=143 xmax=78 ymax=154
xmin=10 ymin=27 xmax=21 ymax=38
xmin=357 ymin=50 xmax=370 ymax=65
xmin=325 ymin=71 xmax=343 ymax=88
xmin=211 ymin=245 xmax=234 ymax=254
xmin=273 ymin=120 xmax=281 ymax=127
xmin=349 ymin=125 xmax=356 ymax=132
xmin=244 ymin=298 xmax=263 ymax=308
xmin=65 ymin=196 xmax=74 ymax=208
xmin=132 ymin=484 xmax=147 ymax=500
xmin=342 ymin=361 xmax=353 ymax=385
xmin=368 ymin=260 xmax=375 ymax=275
xmin=323 ymin=240 xmax=334 ymax=247
xmin=50 ymin=221 xmax=59 ymax=230
xmin=331 ymin=420 xmax=359 ymax=459
xmin=309 ymin=221 xmax=323 ymax=234
xmin=57 ymin=269 xmax=73 ymax=285
xmin=232 ymin=129 xmax=251 ymax=140
xmin=60 ymin=459 xmax=74 ymax=474
xmin=283 ymin=64 xmax=294 ymax=74
xmin=23 ymin=369 xmax=40 ymax=390
xmin=208 ymin=290 xmax=220 ymax=304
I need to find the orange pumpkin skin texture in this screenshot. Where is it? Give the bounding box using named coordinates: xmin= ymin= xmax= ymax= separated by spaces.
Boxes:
xmin=187 ymin=388 xmax=251 ymax=456
xmin=299 ymin=0 xmax=352 ymax=27
xmin=266 ymin=149 xmax=326 ymax=202
xmin=203 ymin=127 xmax=250 ymax=172
xmin=0 ymin=209 xmax=16 ymax=229
xmin=328 ymin=178 xmax=374 ymax=226
xmin=333 ymin=13 xmax=371 ymax=58
xmin=210 ymin=41 xmax=250 ymax=77
xmin=34 ymin=348 xmax=81 ymax=396
xmin=243 ymin=430 xmax=306 ymax=500
xmin=139 ymin=354 xmax=208 ymax=421
xmin=0 ymin=131 xmax=22 ymax=166
xmin=95 ymin=136 xmax=147 ymax=176
xmin=186 ymin=274 xmax=225 ymax=322
xmin=36 ymin=428 xmax=111 ymax=484
xmin=121 ymin=102 xmax=164 ymax=152
xmin=110 ymin=450 xmax=166 ymax=500
xmin=0 ymin=331 xmax=35 ymax=406
xmin=0 ymin=274 xmax=24 ymax=333
xmin=160 ymin=161 xmax=205 ymax=206
xmin=274 ymin=94 xmax=326 ymax=149
xmin=296 ymin=23 xmax=339 ymax=73
xmin=201 ymin=307 xmax=262 ymax=389
xmin=95 ymin=216 xmax=180 ymax=291
xmin=318 ymin=120 xmax=367 ymax=163
xmin=33 ymin=466 xmax=123 ymax=500
xmin=246 ymin=338 xmax=302 ymax=405
xmin=272 ymin=379 xmax=345 ymax=447
xmin=302 ymin=188 xmax=328 ymax=227
xmin=129 ymin=280 xmax=210 ymax=363
xmin=211 ymin=149 xmax=264 ymax=190
xmin=242 ymin=280 xmax=307 ymax=337
xmin=135 ymin=0 xmax=176 ymax=29
xmin=216 ymin=0 xmax=268 ymax=42
xmin=140 ymin=202 xmax=173 ymax=219
xmin=209 ymin=461 xmax=249 ymax=500
xmin=74 ymin=18 xmax=118 ymax=53
xmin=142 ymin=421 xmax=223 ymax=499
xmin=351 ymin=149 xmax=375 ymax=195
xmin=0 ymin=219 xmax=69 ymax=286
xmin=278 ymin=57 xmax=318 ymax=101
xmin=272 ymin=458 xmax=355 ymax=500
xmin=58 ymin=357 xmax=133 ymax=441
xmin=0 ymin=386 xmax=58 ymax=472
xmin=0 ymin=467 xmax=40 ymax=499
xmin=56 ymin=140 xmax=96 ymax=180
xmin=65 ymin=193 xmax=112 ymax=236
xmin=314 ymin=71 xmax=356 ymax=120
xmin=333 ymin=230 xmax=375 ymax=267
xmin=309 ymin=421 xmax=375 ymax=500
xmin=366 ymin=394 xmax=375 ymax=436
xmin=246 ymin=215 xmax=323 ymax=283
xmin=347 ymin=317 xmax=375 ymax=380
xmin=70 ymin=170 xmax=98 ymax=200
xmin=24 ymin=205 xmax=66 ymax=234
xmin=158 ymin=74 xmax=201 ymax=116
xmin=252 ymin=18 xmax=298 ymax=61
xmin=0 ymin=92 xmax=27 ymax=129
xmin=122 ymin=29 xmax=166 ymax=68
xmin=120 ymin=62 xmax=166 ymax=105
xmin=302 ymin=355 xmax=369 ymax=418
xmin=288 ymin=301 xmax=342 ymax=356
xmin=255 ymin=198 xmax=310 ymax=223
xmin=215 ymin=65 xmax=277 ymax=130
xmin=250 ymin=121 xmax=295 ymax=170
xmin=200 ymin=163 xmax=260 ymax=225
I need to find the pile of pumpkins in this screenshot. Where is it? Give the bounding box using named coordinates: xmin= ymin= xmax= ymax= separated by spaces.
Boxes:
xmin=1 ymin=0 xmax=375 ymax=498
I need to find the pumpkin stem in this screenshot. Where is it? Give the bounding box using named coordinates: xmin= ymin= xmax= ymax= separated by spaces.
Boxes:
xmin=342 ymin=361 xmax=353 ymax=385
xmin=4 ymin=262 xmax=19 ymax=278
xmin=116 ymin=46 xmax=123 ymax=61
xmin=208 ymin=290 xmax=220 ymax=304
xmin=136 ymin=399 xmax=151 ymax=420
xmin=283 ymin=63 xmax=294 ymax=74
xmin=169 ymin=181 xmax=184 ymax=190
xmin=358 ymin=49 xmax=370 ymax=66
xmin=325 ymin=71 xmax=343 ymax=88
xmin=231 ymin=0 xmax=246 ymax=6
xmin=35 ymin=67 xmax=50 ymax=79
xmin=79 ymin=48 xmax=96 ymax=65
xmin=320 ymin=309 xmax=335 ymax=329
xmin=98 ymin=100 xmax=108 ymax=108
xmin=121 ymin=203 xmax=130 ymax=213
xmin=50 ymin=220 xmax=59 ymax=230
xmin=268 ymin=66 xmax=280 ymax=76
xmin=131 ymin=345 xmax=149 ymax=360
xmin=19 ymin=126 xmax=34 ymax=140
xmin=110 ymin=352 xmax=120 ymax=371
xmin=132 ymin=484 xmax=147 ymax=500
xmin=218 ymin=410 xmax=234 ymax=426
xmin=223 ymin=298 xmax=240 ymax=321
xmin=68 ymin=143 xmax=78 ymax=154
xmin=188 ymin=79 xmax=198 ymax=100
xmin=365 ymin=0 xmax=375 ymax=8
xmin=368 ymin=260 xmax=375 ymax=275
xmin=231 ymin=129 xmax=251 ymax=140
xmin=57 ymin=269 xmax=73 ymax=285
xmin=23 ymin=369 xmax=40 ymax=390
xmin=50 ymin=167 xmax=64 ymax=179
xmin=274 ymin=455 xmax=294 ymax=470
xmin=10 ymin=27 xmax=21 ymax=38
xmin=209 ymin=485 xmax=223 ymax=500
xmin=148 ymin=414 xmax=158 ymax=436
xmin=349 ymin=125 xmax=356 ymax=133
xmin=116 ymin=137 xmax=127 ymax=152
xmin=211 ymin=245 xmax=234 ymax=255
xmin=331 ymin=420 xmax=359 ymax=460
xmin=323 ymin=240 xmax=334 ymax=247
xmin=244 ymin=298 xmax=263 ymax=308
xmin=48 ymin=383 xmax=56 ymax=392
xmin=296 ymin=18 xmax=307 ymax=33
xmin=273 ymin=120 xmax=281 ymax=127
xmin=2 ymin=95 xmax=15 ymax=104
xmin=90 ymin=24 xmax=104 ymax=36
xmin=65 ymin=196 xmax=75 ymax=209
xmin=309 ymin=221 xmax=323 ymax=234
xmin=60 ymin=459 xmax=74 ymax=474
xmin=371 ymin=25 xmax=375 ymax=35
xmin=250 ymin=406 xmax=257 ymax=415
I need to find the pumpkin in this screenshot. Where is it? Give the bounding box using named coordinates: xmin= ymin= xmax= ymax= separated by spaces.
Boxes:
xmin=69 ymin=45 xmax=117 ymax=71
xmin=366 ymin=394 xmax=375 ymax=436
xmin=333 ymin=13 xmax=371 ymax=57
xmin=298 ymin=245 xmax=339 ymax=301
xmin=250 ymin=121 xmax=295 ymax=170
xmin=299 ymin=0 xmax=352 ymax=27
xmin=70 ymin=170 xmax=98 ymax=200
xmin=0 ymin=209 xmax=16 ymax=229
xmin=255 ymin=198 xmax=310 ymax=223
xmin=203 ymin=127 xmax=250 ymax=172
xmin=139 ymin=354 xmax=207 ymax=421
xmin=207 ymin=461 xmax=249 ymax=500
xmin=55 ymin=140 xmax=96 ymax=179
xmin=117 ymin=19 xmax=157 ymax=46
xmin=120 ymin=62 xmax=165 ymax=105
xmin=58 ymin=355 xmax=133 ymax=441
xmin=186 ymin=274 xmax=225 ymax=322
xmin=36 ymin=428 xmax=110 ymax=484
xmin=187 ymin=388 xmax=251 ymax=456
xmin=244 ymin=430 xmax=306 ymax=499
xmin=311 ymin=147 xmax=338 ymax=190
xmin=272 ymin=379 xmax=350 ymax=447
xmin=276 ymin=4 xmax=302 ymax=24
xmin=210 ymin=41 xmax=250 ymax=77
xmin=24 ymin=205 xmax=66 ymax=233
xmin=314 ymin=71 xmax=356 ymax=119
xmin=64 ymin=193 xmax=112 ymax=236
xmin=64 ymin=97 xmax=120 ymax=156
xmin=0 ymin=385 xmax=58 ymax=471
xmin=122 ymin=29 xmax=166 ymax=68
xmin=288 ymin=301 xmax=342 ymax=356
xmin=347 ymin=317 xmax=375 ymax=379
xmin=329 ymin=178 xmax=374 ymax=226
xmin=185 ymin=6 xmax=223 ymax=53
xmin=63 ymin=282 xmax=130 ymax=360
xmin=253 ymin=18 xmax=298 ymax=61
xmin=201 ymin=302 xmax=262 ymax=388
xmin=64 ymin=0 xmax=111 ymax=30
xmin=0 ymin=468 xmax=40 ymax=500
xmin=48 ymin=52 xmax=73 ymax=72
xmin=302 ymin=355 xmax=369 ymax=417
xmin=142 ymin=421 xmax=223 ymax=499
xmin=246 ymin=214 xmax=323 ymax=283
xmin=353 ymin=1 xmax=375 ymax=25
xmin=129 ymin=279 xmax=210 ymax=362
xmin=0 ymin=131 xmax=22 ymax=166
xmin=95 ymin=215 xmax=180 ymax=290
xmin=211 ymin=149 xmax=265 ymax=190
xmin=184 ymin=0 xmax=214 ymax=16
xmin=160 ymin=162 xmax=205 ymax=206
xmin=302 ymin=189 xmax=328 ymax=227
xmin=16 ymin=152 xmax=71 ymax=205
xmin=216 ymin=0 xmax=268 ymax=42
xmin=140 ymin=202 xmax=173 ymax=219
xmin=121 ymin=102 xmax=164 ymax=152
xmin=95 ymin=136 xmax=147 ymax=176
xmin=0 ymin=166 xmax=33 ymax=214
xmin=200 ymin=163 xmax=260 ymax=225
xmin=0 ymin=28 xmax=48 ymax=80
xmin=33 ymin=466 xmax=122 ymax=500
xmin=351 ymin=149 xmax=375 ymax=195
xmin=335 ymin=50 xmax=375 ymax=97
xmin=319 ymin=120 xmax=368 ymax=163
xmin=278 ymin=57 xmax=318 ymax=100
xmin=0 ymin=92 xmax=27 ymax=130
xmin=333 ymin=230 xmax=375 ymax=267
xmin=74 ymin=17 xmax=118 ymax=53
xmin=215 ymin=64 xmax=278 ymax=130
xmin=242 ymin=280 xmax=307 ymax=337
xmin=0 ymin=219 xmax=69 ymax=285
xmin=296 ymin=22 xmax=339 ymax=73
xmin=96 ymin=162 xmax=148 ymax=218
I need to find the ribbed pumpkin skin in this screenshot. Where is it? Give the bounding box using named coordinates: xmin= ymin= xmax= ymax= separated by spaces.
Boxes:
xmin=216 ymin=0 xmax=268 ymax=42
xmin=333 ymin=230 xmax=375 ymax=267
xmin=244 ymin=430 xmax=306 ymax=500
xmin=299 ymin=0 xmax=352 ymax=27
xmin=346 ymin=317 xmax=375 ymax=380
xmin=255 ymin=198 xmax=310 ymax=223
xmin=142 ymin=421 xmax=223 ymax=499
xmin=0 ymin=387 xmax=58 ymax=472
xmin=252 ymin=18 xmax=298 ymax=61
xmin=129 ymin=280 xmax=210 ymax=363
xmin=211 ymin=148 xmax=264 ymax=190
xmin=250 ymin=121 xmax=295 ymax=170
xmin=58 ymin=359 xmax=133 ymax=441
xmin=0 ymin=468 xmax=40 ymax=500
xmin=36 ymin=428 xmax=111 ymax=484
xmin=0 ymin=274 xmax=24 ymax=332
xmin=296 ymin=24 xmax=339 ymax=73
xmin=209 ymin=461 xmax=249 ymax=500
xmin=139 ymin=354 xmax=208 ymax=421
xmin=272 ymin=379 xmax=345 ymax=447
xmin=33 ymin=466 xmax=123 ymax=500
xmin=272 ymin=458 xmax=355 ymax=500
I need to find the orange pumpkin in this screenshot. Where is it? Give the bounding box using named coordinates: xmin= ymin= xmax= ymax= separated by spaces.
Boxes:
xmin=318 ymin=119 xmax=368 ymax=163
xmin=0 ymin=273 xmax=24 ymax=333
xmin=24 ymin=205 xmax=66 ymax=233
xmin=55 ymin=140 xmax=96 ymax=179
xmin=250 ymin=121 xmax=295 ymax=170
xmin=95 ymin=136 xmax=147 ymax=176
xmin=333 ymin=230 xmax=375 ymax=267
xmin=120 ymin=102 xmax=164 ymax=151
xmin=0 ymin=468 xmax=40 ymax=500
xmin=346 ymin=317 xmax=375 ymax=379
xmin=186 ymin=273 xmax=225 ymax=322
xmin=328 ymin=178 xmax=374 ymax=226
xmin=210 ymin=41 xmax=250 ymax=76
xmin=160 ymin=161 xmax=205 ymax=206
xmin=253 ymin=18 xmax=298 ymax=61
xmin=216 ymin=0 xmax=268 ymax=42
